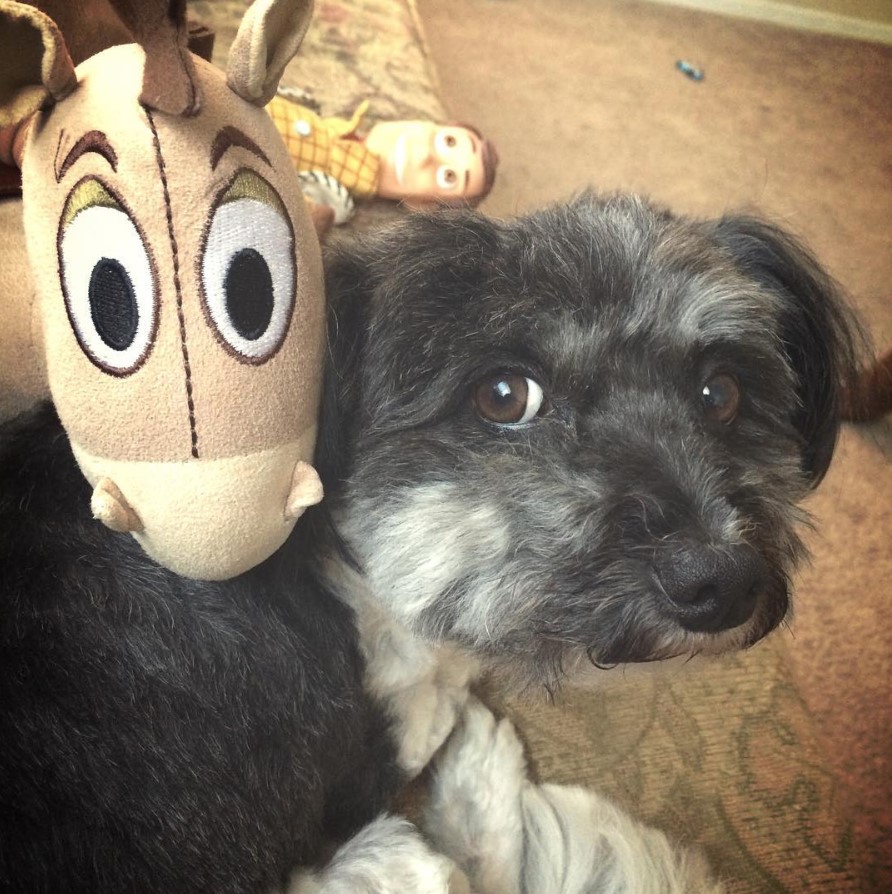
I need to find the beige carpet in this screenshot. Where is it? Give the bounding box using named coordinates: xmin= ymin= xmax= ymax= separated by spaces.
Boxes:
xmin=416 ymin=0 xmax=892 ymax=887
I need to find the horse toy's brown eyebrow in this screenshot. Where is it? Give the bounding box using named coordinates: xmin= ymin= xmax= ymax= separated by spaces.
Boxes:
xmin=55 ymin=130 xmax=118 ymax=181
xmin=210 ymin=125 xmax=271 ymax=171
xmin=0 ymin=0 xmax=326 ymax=580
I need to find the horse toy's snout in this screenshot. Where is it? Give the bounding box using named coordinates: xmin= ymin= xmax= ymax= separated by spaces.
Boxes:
xmin=89 ymin=452 xmax=322 ymax=581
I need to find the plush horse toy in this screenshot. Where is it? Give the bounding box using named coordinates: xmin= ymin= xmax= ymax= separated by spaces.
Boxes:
xmin=0 ymin=0 xmax=325 ymax=580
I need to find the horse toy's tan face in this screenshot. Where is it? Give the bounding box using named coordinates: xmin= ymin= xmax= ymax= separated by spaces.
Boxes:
xmin=2 ymin=0 xmax=325 ymax=579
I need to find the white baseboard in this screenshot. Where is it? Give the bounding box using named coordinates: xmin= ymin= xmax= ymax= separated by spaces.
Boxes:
xmin=642 ymin=0 xmax=892 ymax=45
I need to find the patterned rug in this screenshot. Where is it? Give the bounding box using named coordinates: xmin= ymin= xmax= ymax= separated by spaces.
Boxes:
xmin=489 ymin=642 xmax=872 ymax=892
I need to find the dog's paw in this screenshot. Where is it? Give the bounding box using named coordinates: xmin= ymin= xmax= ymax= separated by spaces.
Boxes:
xmin=423 ymin=698 xmax=527 ymax=894
xmin=327 ymin=553 xmax=479 ymax=776
xmin=363 ymin=610 xmax=478 ymax=776
xmin=287 ymin=814 xmax=473 ymax=894
xmin=424 ymin=699 xmax=724 ymax=894
xmin=394 ymin=652 xmax=477 ymax=776
xmin=521 ymin=783 xmax=725 ymax=894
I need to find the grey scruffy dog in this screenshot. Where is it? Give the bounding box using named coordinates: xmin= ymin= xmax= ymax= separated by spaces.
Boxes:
xmin=310 ymin=191 xmax=862 ymax=892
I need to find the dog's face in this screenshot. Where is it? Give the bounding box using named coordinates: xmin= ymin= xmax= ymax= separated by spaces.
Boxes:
xmin=321 ymin=194 xmax=860 ymax=685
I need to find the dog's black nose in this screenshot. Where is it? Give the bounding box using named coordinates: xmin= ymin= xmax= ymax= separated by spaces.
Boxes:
xmin=656 ymin=544 xmax=768 ymax=632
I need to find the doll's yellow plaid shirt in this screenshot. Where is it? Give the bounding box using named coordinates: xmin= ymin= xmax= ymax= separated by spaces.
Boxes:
xmin=266 ymin=97 xmax=380 ymax=198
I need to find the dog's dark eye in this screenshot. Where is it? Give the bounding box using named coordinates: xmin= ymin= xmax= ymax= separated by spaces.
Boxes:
xmin=701 ymin=373 xmax=741 ymax=424
xmin=473 ymin=373 xmax=545 ymax=425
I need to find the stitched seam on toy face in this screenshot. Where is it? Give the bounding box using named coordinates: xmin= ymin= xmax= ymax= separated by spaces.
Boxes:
xmin=55 ymin=130 xmax=119 ymax=183
xmin=210 ymin=126 xmax=271 ymax=172
xmin=146 ymin=107 xmax=200 ymax=459
xmin=52 ymin=130 xmax=66 ymax=183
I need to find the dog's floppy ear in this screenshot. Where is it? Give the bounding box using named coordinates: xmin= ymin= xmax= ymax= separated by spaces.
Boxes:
xmin=712 ymin=216 xmax=864 ymax=486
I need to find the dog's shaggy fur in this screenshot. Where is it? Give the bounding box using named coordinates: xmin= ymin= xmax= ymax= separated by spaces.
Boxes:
xmin=0 ymin=408 xmax=400 ymax=894
xmin=309 ymin=192 xmax=862 ymax=892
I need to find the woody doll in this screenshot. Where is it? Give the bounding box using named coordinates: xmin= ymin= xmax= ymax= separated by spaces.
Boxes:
xmin=267 ymin=92 xmax=498 ymax=223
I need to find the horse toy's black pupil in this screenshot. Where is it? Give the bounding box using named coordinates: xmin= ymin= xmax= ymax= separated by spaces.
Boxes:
xmin=225 ymin=248 xmax=274 ymax=341
xmin=89 ymin=258 xmax=139 ymax=351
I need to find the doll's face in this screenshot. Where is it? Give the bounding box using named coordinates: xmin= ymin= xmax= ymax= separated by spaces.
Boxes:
xmin=365 ymin=121 xmax=486 ymax=203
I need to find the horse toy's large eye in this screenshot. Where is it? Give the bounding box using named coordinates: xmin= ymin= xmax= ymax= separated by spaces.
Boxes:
xmin=201 ymin=169 xmax=295 ymax=365
xmin=58 ymin=177 xmax=158 ymax=375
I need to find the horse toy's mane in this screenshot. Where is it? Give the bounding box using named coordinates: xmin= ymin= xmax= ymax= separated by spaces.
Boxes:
xmin=0 ymin=0 xmax=326 ymax=580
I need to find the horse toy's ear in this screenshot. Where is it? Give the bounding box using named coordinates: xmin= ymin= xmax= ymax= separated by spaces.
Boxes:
xmin=227 ymin=0 xmax=314 ymax=106
xmin=0 ymin=2 xmax=77 ymax=421
xmin=2 ymin=0 xmax=327 ymax=580
xmin=0 ymin=1 xmax=76 ymax=127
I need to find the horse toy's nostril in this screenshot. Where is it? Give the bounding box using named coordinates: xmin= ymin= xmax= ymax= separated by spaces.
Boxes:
xmin=92 ymin=476 xmax=143 ymax=534
xmin=286 ymin=460 xmax=324 ymax=520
